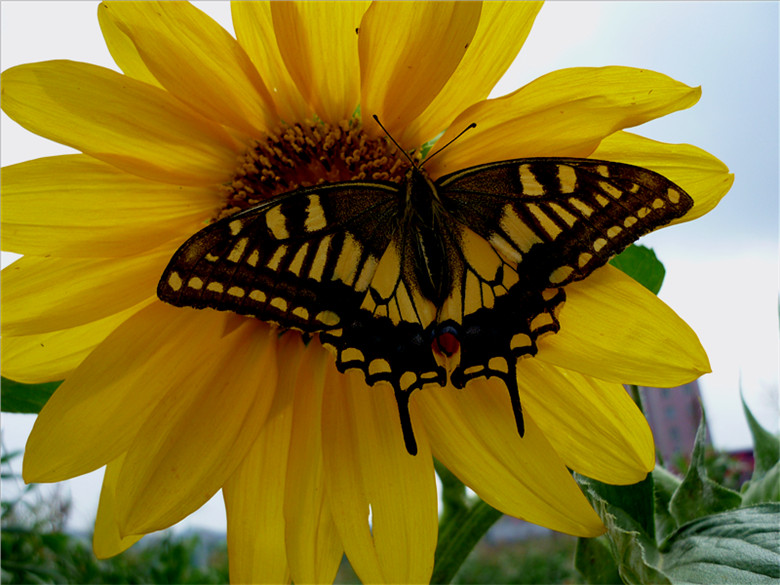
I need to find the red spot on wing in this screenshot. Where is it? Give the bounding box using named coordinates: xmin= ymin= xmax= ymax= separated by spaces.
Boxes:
xmin=432 ymin=330 xmax=460 ymax=357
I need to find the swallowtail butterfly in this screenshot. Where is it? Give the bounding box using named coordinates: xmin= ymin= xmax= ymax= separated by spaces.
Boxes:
xmin=158 ymin=128 xmax=692 ymax=455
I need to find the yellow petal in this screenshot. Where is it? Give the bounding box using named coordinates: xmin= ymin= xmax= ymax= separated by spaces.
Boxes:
xmin=322 ymin=369 xmax=437 ymax=584
xmin=591 ymin=131 xmax=734 ymax=224
xmin=428 ymin=66 xmax=701 ymax=177
xmin=517 ymin=359 xmax=654 ymax=484
xmin=539 ymin=264 xmax=710 ymax=386
xmin=399 ymin=1 xmax=543 ymax=146
xmin=415 ymin=379 xmax=605 ymax=537
xmin=231 ymin=1 xmax=310 ymax=123
xmin=22 ymin=302 xmax=230 ymax=483
xmin=117 ymin=321 xmax=279 ymax=535
xmin=1 ymin=61 xmax=240 ymax=185
xmin=1 ymin=155 xmax=220 ymax=257
xmin=284 ymin=342 xmax=343 ymax=585
xmin=100 ymin=1 xmax=276 ymax=136
xmin=93 ymin=454 xmax=143 ymax=559
xmin=2 ymin=300 xmax=151 ymax=384
xmin=360 ymin=1 xmax=481 ymax=139
xmin=2 ymin=248 xmax=173 ymax=336
xmin=271 ymin=1 xmax=368 ymax=123
xmin=222 ymin=335 xmax=301 ymax=585
xmin=98 ymin=3 xmax=161 ymax=87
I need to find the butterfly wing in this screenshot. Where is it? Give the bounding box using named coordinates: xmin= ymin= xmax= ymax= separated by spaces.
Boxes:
xmin=158 ymin=181 xmax=402 ymax=332
xmin=432 ymin=158 xmax=693 ymax=418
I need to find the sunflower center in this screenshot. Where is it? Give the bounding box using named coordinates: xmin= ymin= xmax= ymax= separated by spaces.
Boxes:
xmin=218 ymin=119 xmax=412 ymax=220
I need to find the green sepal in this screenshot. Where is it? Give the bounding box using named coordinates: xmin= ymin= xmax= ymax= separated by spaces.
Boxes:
xmin=609 ymin=244 xmax=666 ymax=295
xmin=669 ymin=416 xmax=742 ymax=525
xmin=740 ymin=399 xmax=780 ymax=505
xmin=1 ymin=377 xmax=61 ymax=414
xmin=575 ymin=535 xmax=623 ymax=584
xmin=652 ymin=465 xmax=683 ymax=543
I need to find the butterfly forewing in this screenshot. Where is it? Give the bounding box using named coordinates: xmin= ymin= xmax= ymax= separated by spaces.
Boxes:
xmin=438 ymin=158 xmax=693 ymax=290
xmin=158 ymin=181 xmax=401 ymax=332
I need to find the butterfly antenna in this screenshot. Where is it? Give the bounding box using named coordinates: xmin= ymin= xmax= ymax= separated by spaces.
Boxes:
xmin=372 ymin=115 xmax=417 ymax=167
xmin=421 ymin=122 xmax=477 ymax=168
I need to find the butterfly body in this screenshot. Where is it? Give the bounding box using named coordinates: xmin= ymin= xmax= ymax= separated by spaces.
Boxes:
xmin=158 ymin=157 xmax=693 ymax=454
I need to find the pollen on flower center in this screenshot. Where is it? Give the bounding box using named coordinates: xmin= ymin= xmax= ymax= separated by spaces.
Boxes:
xmin=218 ymin=119 xmax=411 ymax=219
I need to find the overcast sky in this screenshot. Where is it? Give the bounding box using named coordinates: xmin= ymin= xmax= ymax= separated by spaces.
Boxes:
xmin=2 ymin=1 xmax=778 ymax=534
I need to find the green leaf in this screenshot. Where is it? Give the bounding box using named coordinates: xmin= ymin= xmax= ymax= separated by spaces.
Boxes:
xmin=575 ymin=536 xmax=623 ymax=584
xmin=742 ymin=462 xmax=780 ymax=506
xmin=609 ymin=244 xmax=666 ymax=295
xmin=669 ymin=416 xmax=742 ymax=525
xmin=742 ymin=397 xmax=780 ymax=480
xmin=577 ymin=473 xmax=656 ymax=540
xmin=652 ymin=466 xmax=683 ymax=543
xmin=431 ymin=498 xmax=502 ymax=584
xmin=1 ymin=377 xmax=61 ymax=414
xmin=660 ymin=504 xmax=780 ymax=584
xmin=576 ymin=474 xmax=669 ymax=584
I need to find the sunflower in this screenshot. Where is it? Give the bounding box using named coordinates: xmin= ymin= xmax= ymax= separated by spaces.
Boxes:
xmin=1 ymin=2 xmax=733 ymax=583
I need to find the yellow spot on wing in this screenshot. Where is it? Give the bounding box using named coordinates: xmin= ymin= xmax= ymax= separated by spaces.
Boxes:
xmin=168 ymin=272 xmax=182 ymax=291
xmin=489 ymin=233 xmax=522 ymax=263
xmin=530 ymin=312 xmax=554 ymax=331
xmin=309 ymin=234 xmax=333 ymax=281
xmin=400 ymin=371 xmax=417 ymax=391
xmin=569 ymin=197 xmax=594 ymax=217
xmin=593 ymin=238 xmax=607 ymax=252
xmin=578 ymin=252 xmax=592 ymax=267
xmin=288 ymin=243 xmax=310 ymax=276
xmin=265 ymin=205 xmax=289 ymax=239
xmin=270 ymin=297 xmax=288 ymax=311
xmin=228 ymin=286 xmax=245 ymax=297
xmin=500 ymin=206 xmax=543 ymax=252
xmin=528 ymin=203 xmax=562 ymax=240
xmin=227 ymin=237 xmax=248 ymax=262
xmin=548 ymin=202 xmax=578 ymax=227
xmin=316 ymin=310 xmax=340 ymax=326
xmin=599 ymin=181 xmax=623 ymax=199
xmin=342 ymin=347 xmax=365 ymax=362
xmin=369 ymin=243 xmax=401 ymax=300
xmin=667 ymin=188 xmax=681 ymax=204
xmin=557 ymin=164 xmax=577 ymax=193
xmin=229 ymin=219 xmax=243 ymax=236
xmin=332 ymin=233 xmax=362 ymax=285
xmin=247 ymin=249 xmax=260 ymax=267
xmin=549 ymin=265 xmax=573 ymax=284
xmin=207 ymin=282 xmax=224 ymax=293
xmin=519 ymin=164 xmax=545 ymax=196
xmin=369 ymin=359 xmax=392 ymax=375
xmin=511 ymin=332 xmax=532 ymax=349
xmin=267 ymin=245 xmax=287 ymax=270
xmin=250 ymin=290 xmax=266 ymax=302
xmin=305 ymin=195 xmax=327 ymax=232
xmin=354 ymin=254 xmax=378 ymax=292
xmin=488 ymin=357 xmax=508 ymax=373
xmin=607 ymin=225 xmax=622 ymax=238
xmin=188 ymin=277 xmax=204 ymax=290
xmin=293 ymin=306 xmax=309 ymax=320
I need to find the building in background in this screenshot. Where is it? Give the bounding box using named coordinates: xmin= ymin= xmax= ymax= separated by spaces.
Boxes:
xmin=639 ymin=380 xmax=708 ymax=465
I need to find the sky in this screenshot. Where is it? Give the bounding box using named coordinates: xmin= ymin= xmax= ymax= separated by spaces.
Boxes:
xmin=1 ymin=1 xmax=778 ymax=534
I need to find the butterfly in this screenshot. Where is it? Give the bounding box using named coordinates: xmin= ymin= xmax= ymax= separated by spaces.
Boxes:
xmin=158 ymin=127 xmax=692 ymax=455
